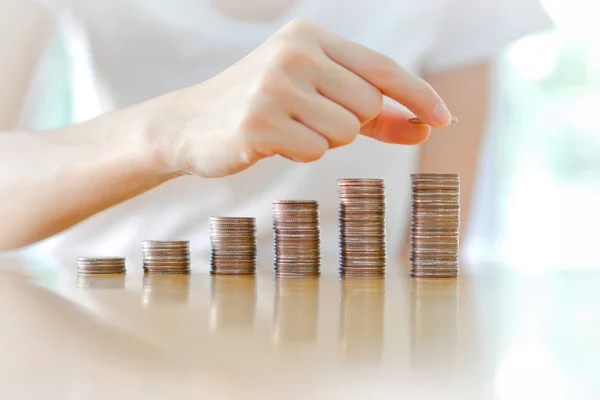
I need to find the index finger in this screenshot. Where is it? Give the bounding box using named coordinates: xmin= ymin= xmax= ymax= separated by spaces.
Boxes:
xmin=318 ymin=30 xmax=454 ymax=128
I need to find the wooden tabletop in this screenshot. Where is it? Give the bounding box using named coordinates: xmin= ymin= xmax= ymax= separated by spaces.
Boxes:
xmin=1 ymin=254 xmax=598 ymax=399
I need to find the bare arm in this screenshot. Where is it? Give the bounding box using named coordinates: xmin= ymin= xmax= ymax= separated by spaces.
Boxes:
xmin=0 ymin=1 xmax=175 ymax=249
xmin=0 ymin=19 xmax=456 ymax=251
xmin=0 ymin=116 xmax=176 ymax=250
xmin=419 ymin=61 xmax=490 ymax=243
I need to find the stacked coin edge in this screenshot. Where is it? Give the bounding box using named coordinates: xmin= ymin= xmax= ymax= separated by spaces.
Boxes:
xmin=272 ymin=200 xmax=321 ymax=277
xmin=209 ymin=217 xmax=257 ymax=275
xmin=142 ymin=240 xmax=191 ymax=274
xmin=338 ymin=178 xmax=387 ymax=277
xmin=77 ymin=257 xmax=126 ymax=275
xmin=410 ymin=173 xmax=460 ymax=278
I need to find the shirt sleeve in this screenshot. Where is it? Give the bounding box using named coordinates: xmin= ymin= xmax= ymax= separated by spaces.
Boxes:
xmin=422 ymin=0 xmax=554 ymax=73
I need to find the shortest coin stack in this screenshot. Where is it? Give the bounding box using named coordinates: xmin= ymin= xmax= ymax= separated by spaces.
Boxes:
xmin=77 ymin=257 xmax=126 ymax=275
xmin=272 ymin=200 xmax=321 ymax=277
xmin=410 ymin=173 xmax=460 ymax=278
xmin=142 ymin=240 xmax=191 ymax=274
xmin=209 ymin=217 xmax=257 ymax=275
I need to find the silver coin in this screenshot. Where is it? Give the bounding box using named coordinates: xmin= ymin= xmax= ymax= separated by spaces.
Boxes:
xmin=211 ymin=264 xmax=256 ymax=270
xmin=77 ymin=256 xmax=125 ymax=263
xmin=274 ymin=266 xmax=320 ymax=272
xmin=144 ymin=269 xmax=191 ymax=275
xmin=142 ymin=240 xmax=189 ymax=245
xmin=143 ymin=256 xmax=190 ymax=261
xmin=209 ymin=216 xmax=255 ymax=222
xmin=272 ymin=199 xmax=318 ymax=205
xmin=211 ymin=270 xmax=255 ymax=275
xmin=143 ymin=263 xmax=190 ymax=268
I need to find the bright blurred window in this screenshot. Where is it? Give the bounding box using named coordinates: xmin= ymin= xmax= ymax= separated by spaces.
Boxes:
xmin=466 ymin=0 xmax=600 ymax=270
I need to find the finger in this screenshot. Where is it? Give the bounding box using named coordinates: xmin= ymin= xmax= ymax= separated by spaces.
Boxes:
xmin=317 ymin=30 xmax=453 ymax=128
xmin=291 ymin=91 xmax=360 ymax=149
xmin=264 ymin=119 xmax=330 ymax=163
xmin=361 ymin=104 xmax=431 ymax=145
xmin=315 ymin=58 xmax=382 ymax=125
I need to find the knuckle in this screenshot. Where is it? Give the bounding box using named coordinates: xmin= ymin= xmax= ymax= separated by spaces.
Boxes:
xmin=337 ymin=117 xmax=360 ymax=146
xmin=237 ymin=111 xmax=262 ymax=135
xmin=237 ymin=104 xmax=270 ymax=133
xmin=360 ymin=88 xmax=383 ymax=121
xmin=283 ymin=18 xmax=316 ymax=36
xmin=303 ymin=137 xmax=328 ymax=162
xmin=271 ymin=41 xmax=318 ymax=71
xmin=248 ymin=72 xmax=293 ymax=105
xmin=249 ymin=73 xmax=278 ymax=97
xmin=236 ymin=112 xmax=278 ymax=157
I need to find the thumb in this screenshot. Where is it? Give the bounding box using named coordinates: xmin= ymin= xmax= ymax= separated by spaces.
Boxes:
xmin=360 ymin=104 xmax=431 ymax=145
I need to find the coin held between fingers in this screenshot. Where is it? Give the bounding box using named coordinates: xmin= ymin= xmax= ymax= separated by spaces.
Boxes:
xmin=409 ymin=116 xmax=458 ymax=125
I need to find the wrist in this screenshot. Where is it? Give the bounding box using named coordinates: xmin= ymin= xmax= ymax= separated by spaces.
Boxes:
xmin=132 ymin=93 xmax=189 ymax=179
xmin=59 ymin=105 xmax=181 ymax=185
xmin=113 ymin=102 xmax=183 ymax=182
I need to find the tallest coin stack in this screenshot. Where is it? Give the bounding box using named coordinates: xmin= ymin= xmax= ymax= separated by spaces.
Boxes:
xmin=410 ymin=173 xmax=460 ymax=278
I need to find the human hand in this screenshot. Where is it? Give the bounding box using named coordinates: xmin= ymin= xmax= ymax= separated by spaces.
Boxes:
xmin=144 ymin=19 xmax=454 ymax=178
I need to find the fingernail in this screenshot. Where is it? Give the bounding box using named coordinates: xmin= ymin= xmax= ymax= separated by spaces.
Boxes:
xmin=433 ymin=102 xmax=452 ymax=125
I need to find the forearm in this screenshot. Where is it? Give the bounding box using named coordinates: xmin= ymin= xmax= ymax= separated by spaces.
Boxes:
xmin=0 ymin=106 xmax=175 ymax=250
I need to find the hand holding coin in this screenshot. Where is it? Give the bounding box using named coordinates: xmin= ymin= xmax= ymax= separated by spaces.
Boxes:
xmin=142 ymin=19 xmax=456 ymax=179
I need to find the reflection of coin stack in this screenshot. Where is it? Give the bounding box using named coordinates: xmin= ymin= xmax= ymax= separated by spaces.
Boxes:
xmin=273 ymin=278 xmax=320 ymax=346
xmin=410 ymin=279 xmax=459 ymax=371
xmin=142 ymin=274 xmax=191 ymax=305
xmin=209 ymin=276 xmax=257 ymax=332
xmin=410 ymin=174 xmax=460 ymax=278
xmin=339 ymin=277 xmax=385 ymax=363
xmin=77 ymin=257 xmax=126 ymax=275
xmin=272 ymin=201 xmax=320 ymax=277
xmin=209 ymin=217 xmax=256 ymax=275
xmin=77 ymin=274 xmax=126 ymax=289
xmin=338 ymin=179 xmax=386 ymax=277
xmin=142 ymin=240 xmax=191 ymax=274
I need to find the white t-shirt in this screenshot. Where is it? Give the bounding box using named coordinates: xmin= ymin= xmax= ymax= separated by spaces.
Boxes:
xmin=24 ymin=0 xmax=551 ymax=270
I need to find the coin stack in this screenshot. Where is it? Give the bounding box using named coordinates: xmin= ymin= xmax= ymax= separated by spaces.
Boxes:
xmin=338 ymin=178 xmax=387 ymax=277
xmin=272 ymin=200 xmax=321 ymax=277
xmin=410 ymin=173 xmax=460 ymax=278
xmin=142 ymin=240 xmax=191 ymax=274
xmin=209 ymin=217 xmax=257 ymax=275
xmin=77 ymin=257 xmax=126 ymax=275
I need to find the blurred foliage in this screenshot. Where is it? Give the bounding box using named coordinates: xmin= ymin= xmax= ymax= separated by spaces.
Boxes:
xmin=538 ymin=44 xmax=592 ymax=93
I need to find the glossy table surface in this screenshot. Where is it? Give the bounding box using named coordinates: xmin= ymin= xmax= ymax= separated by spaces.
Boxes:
xmin=1 ymin=253 xmax=599 ymax=399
